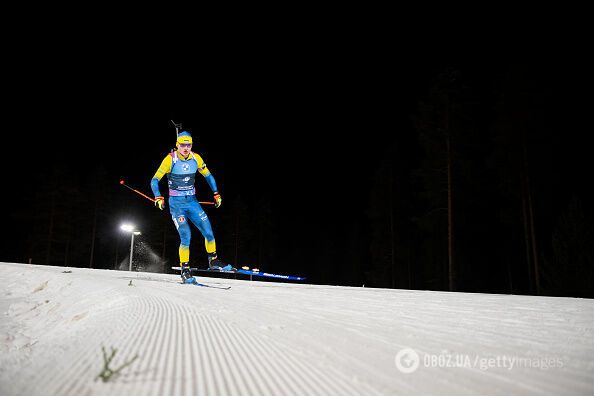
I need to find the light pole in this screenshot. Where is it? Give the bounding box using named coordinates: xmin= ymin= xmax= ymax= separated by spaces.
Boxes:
xmin=120 ymin=224 xmax=141 ymax=271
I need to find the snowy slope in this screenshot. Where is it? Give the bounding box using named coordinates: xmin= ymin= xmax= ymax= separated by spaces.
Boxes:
xmin=1 ymin=262 xmax=593 ymax=396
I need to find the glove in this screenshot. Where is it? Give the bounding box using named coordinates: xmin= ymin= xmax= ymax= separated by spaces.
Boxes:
xmin=213 ymin=192 xmax=222 ymax=208
xmin=154 ymin=196 xmax=165 ymax=210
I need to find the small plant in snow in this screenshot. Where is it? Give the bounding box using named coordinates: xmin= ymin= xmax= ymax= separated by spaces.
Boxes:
xmin=96 ymin=346 xmax=138 ymax=382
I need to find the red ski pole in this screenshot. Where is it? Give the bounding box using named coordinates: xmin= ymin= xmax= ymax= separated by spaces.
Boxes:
xmin=119 ymin=180 xmax=215 ymax=205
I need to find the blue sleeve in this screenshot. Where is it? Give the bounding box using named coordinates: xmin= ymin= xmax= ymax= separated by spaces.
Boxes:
xmin=150 ymin=177 xmax=162 ymax=197
xmin=204 ymin=174 xmax=218 ymax=192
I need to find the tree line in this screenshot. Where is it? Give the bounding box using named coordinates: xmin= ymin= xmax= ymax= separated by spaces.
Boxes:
xmin=7 ymin=65 xmax=591 ymax=298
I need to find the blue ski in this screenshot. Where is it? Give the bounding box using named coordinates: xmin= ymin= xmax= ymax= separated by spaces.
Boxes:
xmin=195 ymin=268 xmax=306 ymax=281
xmin=237 ymin=269 xmax=306 ymax=281
xmin=171 ymin=267 xmax=231 ymax=289
xmin=181 ymin=277 xmax=231 ymax=289
xmin=191 ymin=280 xmax=231 ymax=289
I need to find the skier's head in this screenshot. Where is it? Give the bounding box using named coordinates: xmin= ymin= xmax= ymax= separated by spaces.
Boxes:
xmin=176 ymin=131 xmax=193 ymax=156
xmin=176 ymin=131 xmax=193 ymax=145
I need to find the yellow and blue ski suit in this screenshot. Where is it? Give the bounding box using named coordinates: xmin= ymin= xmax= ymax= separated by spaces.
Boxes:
xmin=150 ymin=150 xmax=218 ymax=264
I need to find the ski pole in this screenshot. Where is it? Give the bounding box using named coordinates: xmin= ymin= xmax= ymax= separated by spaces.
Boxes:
xmin=119 ymin=180 xmax=156 ymax=202
xmin=119 ymin=180 xmax=215 ymax=205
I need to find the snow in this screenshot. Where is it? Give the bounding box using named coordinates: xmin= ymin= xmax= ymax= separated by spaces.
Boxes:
xmin=1 ymin=262 xmax=593 ymax=396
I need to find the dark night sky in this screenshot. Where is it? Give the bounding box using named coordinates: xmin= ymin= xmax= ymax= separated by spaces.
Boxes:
xmin=3 ymin=56 xmax=408 ymax=239
xmin=8 ymin=54 xmax=426 ymax=220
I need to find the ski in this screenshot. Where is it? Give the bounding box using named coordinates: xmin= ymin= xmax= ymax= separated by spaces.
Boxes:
xmin=171 ymin=267 xmax=232 ymax=289
xmin=125 ymin=275 xmax=230 ymax=289
xmin=187 ymin=279 xmax=231 ymax=289
xmin=195 ymin=268 xmax=306 ymax=281
xmin=237 ymin=269 xmax=306 ymax=281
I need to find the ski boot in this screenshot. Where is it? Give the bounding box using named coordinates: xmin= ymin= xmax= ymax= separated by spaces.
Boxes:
xmin=208 ymin=252 xmax=236 ymax=272
xmin=180 ymin=262 xmax=195 ymax=283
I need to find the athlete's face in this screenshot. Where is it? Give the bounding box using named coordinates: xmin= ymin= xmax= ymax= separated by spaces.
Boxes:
xmin=178 ymin=143 xmax=192 ymax=156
